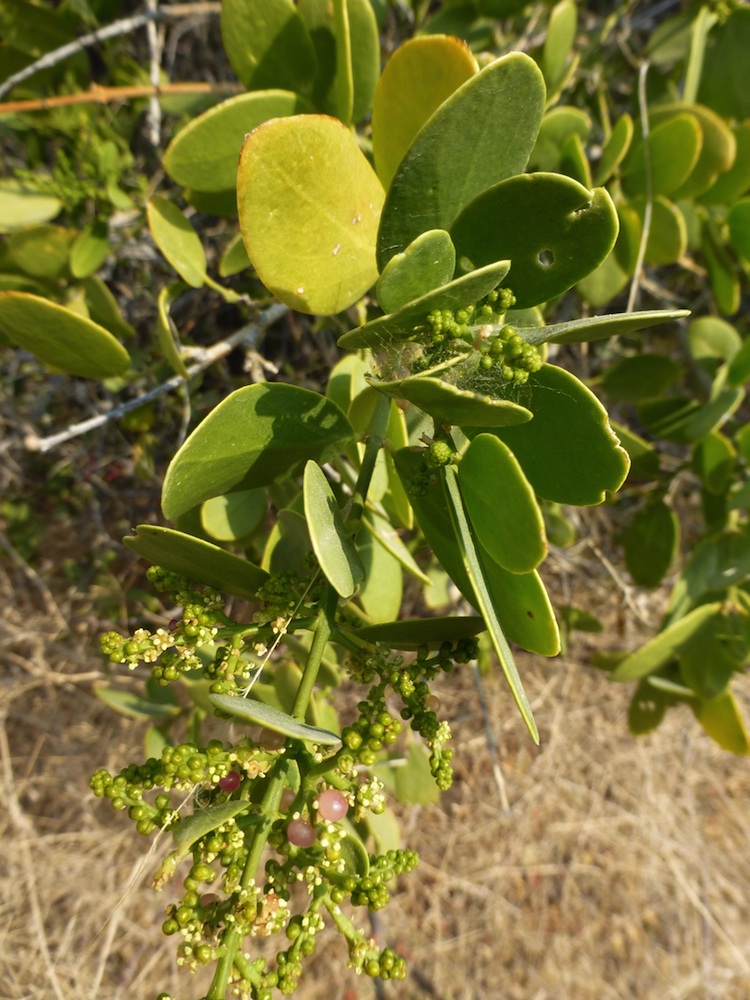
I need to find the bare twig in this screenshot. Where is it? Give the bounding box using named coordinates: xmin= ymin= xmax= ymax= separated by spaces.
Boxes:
xmin=24 ymin=302 xmax=289 ymax=455
xmin=145 ymin=0 xmax=164 ymax=146
xmin=0 ymin=3 xmax=223 ymax=102
xmin=0 ymin=80 xmax=242 ymax=115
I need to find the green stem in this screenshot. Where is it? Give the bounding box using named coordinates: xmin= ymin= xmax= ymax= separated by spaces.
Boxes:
xmin=205 ymin=757 xmax=289 ymax=1000
xmin=292 ymin=587 xmax=338 ymax=721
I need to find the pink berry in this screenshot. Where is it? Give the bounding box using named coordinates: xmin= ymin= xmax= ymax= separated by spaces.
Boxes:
xmin=219 ymin=771 xmax=241 ymax=792
xmin=317 ymin=789 xmax=348 ymax=822
xmin=280 ymin=788 xmax=296 ymax=812
xmin=287 ymin=818 xmax=316 ymax=848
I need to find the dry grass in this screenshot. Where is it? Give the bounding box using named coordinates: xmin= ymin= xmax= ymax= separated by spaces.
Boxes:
xmin=3 ymin=533 xmax=750 ymax=1000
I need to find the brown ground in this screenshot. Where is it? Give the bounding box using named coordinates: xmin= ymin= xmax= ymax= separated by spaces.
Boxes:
xmin=3 ymin=515 xmax=749 ymax=1000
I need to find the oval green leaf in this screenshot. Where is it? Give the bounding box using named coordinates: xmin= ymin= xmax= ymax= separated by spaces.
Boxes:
xmin=0 ymin=181 xmax=62 ymax=232
xmin=593 ymin=114 xmax=633 ymax=185
xmin=220 ymin=0 xmax=317 ymax=92
xmin=692 ymin=690 xmax=750 ymax=755
xmin=622 ymin=499 xmax=679 ymax=588
xmin=147 ymin=195 xmax=206 ymax=288
xmin=8 ymin=223 xmax=74 ymax=279
xmin=371 ymin=34 xmax=478 ymax=190
xmin=621 ymin=114 xmax=701 ymax=197
xmin=376 ymin=229 xmax=456 ymax=314
xmin=163 ymin=90 xmax=311 ymax=193
xmin=162 ymin=383 xmax=353 ymax=520
xmin=450 ymin=174 xmax=618 ymax=309
xmin=209 ymin=693 xmax=342 ymax=745
xmin=70 ymin=219 xmax=109 ymax=278
xmin=201 ymin=489 xmax=267 ymax=543
xmin=728 ymin=198 xmax=750 ymax=263
xmin=0 ymin=292 xmax=130 ymax=378
xmin=356 ymin=529 xmax=402 ymax=622
xmin=489 ymin=364 xmax=630 ymax=505
xmin=303 ymin=460 xmax=364 ymax=599
xmin=377 ymin=52 xmax=546 ymax=270
xmin=459 ymin=433 xmax=546 ymax=573
xmin=124 ymin=524 xmax=269 ymax=601
xmin=237 ymin=114 xmax=384 ymax=315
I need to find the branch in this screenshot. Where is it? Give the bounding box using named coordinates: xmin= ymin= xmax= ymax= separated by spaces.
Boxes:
xmin=0 ymin=3 xmax=222 ymax=102
xmin=0 ymin=80 xmax=243 ymax=115
xmin=24 ymin=302 xmax=289 ymax=455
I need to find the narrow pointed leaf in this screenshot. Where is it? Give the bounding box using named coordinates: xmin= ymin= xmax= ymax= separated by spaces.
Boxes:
xmin=303 ymin=460 xmax=364 ymax=599
xmin=522 ymin=309 xmax=690 ymax=346
xmin=210 ymin=693 xmax=342 ymax=745
xmin=156 ymin=282 xmax=189 ymax=379
xmin=353 ymin=616 xmax=485 ymax=650
xmin=611 ymin=602 xmax=722 ymax=681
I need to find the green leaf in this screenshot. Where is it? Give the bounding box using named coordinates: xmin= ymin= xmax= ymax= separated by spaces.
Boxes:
xmin=692 ymin=690 xmax=750 ymax=755
xmin=656 ymin=105 xmax=736 ymax=201
xmin=376 ymin=230 xmax=456 ymax=314
xmin=8 ymin=223 xmax=74 ymax=279
xmin=530 ymin=106 xmax=591 ymax=172
xmin=220 ymin=0 xmax=317 ymax=92
xmin=621 ymin=114 xmax=702 ymax=197
xmin=162 ymin=383 xmax=353 ymax=520
xmin=69 ymin=219 xmax=109 ymax=278
xmin=697 ymin=5 xmax=750 ymax=121
xmin=163 ymin=90 xmax=311 ymax=193
xmin=338 ymin=259 xmax=510 ymax=350
xmin=303 ymin=460 xmax=364 ymax=599
xmin=489 ymin=364 xmax=630 ymax=505
xmin=82 ymin=276 xmax=136 ymax=341
xmin=201 ymin=489 xmax=267 ymax=543
xmin=688 ymin=316 xmax=741 ymax=365
xmin=727 ymin=336 xmax=750 ymax=388
xmin=451 ymin=174 xmax=618 ymax=308
xmin=353 ymin=615 xmax=485 ymax=650
xmin=630 ymin=195 xmax=687 ymax=266
xmin=542 ymin=0 xmax=577 ymax=90
xmin=262 ymin=509 xmax=313 ymax=577
xmin=0 ymin=180 xmax=61 ymax=232
xmin=666 ymin=533 xmax=750 ymax=622
xmin=458 ymin=433 xmax=546 ymax=573
xmin=147 ymin=195 xmax=206 ymax=288
xmin=611 ymin=602 xmax=722 ymax=682
xmin=172 ymin=800 xmax=251 ymax=851
xmin=377 ymin=52 xmax=546 ymax=270
xmin=601 ymin=353 xmax=681 ymax=403
xmin=621 ymin=499 xmax=678 ymax=587
xmin=628 ymin=679 xmax=670 ymax=735
xmin=393 ymin=743 xmax=440 ymax=805
xmin=237 ymin=114 xmax=384 ymax=315
xmin=124 ymin=524 xmax=268 ymax=602
xmin=703 ymin=221 xmax=740 ymax=315
xmin=298 ymin=0 xmax=379 ymax=124
xmin=0 ymin=292 xmax=130 ymax=378
xmin=728 ymin=198 xmax=750 ymax=263
xmin=593 ymin=114 xmax=633 ymax=186
xmin=442 ymin=463 xmax=539 ymax=743
xmin=209 ymin=693 xmax=342 ymax=745
xmin=362 ymin=510 xmax=430 ymax=584
xmin=219 ymin=233 xmax=251 ymax=277
xmin=0 ymin=0 xmax=74 ymax=57
xmin=679 ymin=613 xmax=740 ymax=700
xmin=356 ymin=529 xmax=402 ymax=622
xmin=693 ymin=431 xmax=736 ymax=495
xmin=701 ymin=123 xmax=750 ymax=205
xmin=156 ymin=282 xmax=190 ymax=379
xmin=371 ymin=34 xmax=478 ymax=190
xmin=333 ymin=822 xmax=371 ymax=876
xmin=94 ymin=686 xmax=181 ymax=720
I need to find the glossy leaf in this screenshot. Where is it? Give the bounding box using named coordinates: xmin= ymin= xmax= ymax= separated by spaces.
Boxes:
xmin=0 ymin=292 xmax=130 ymax=378
xmin=611 ymin=603 xmax=722 ymax=682
xmin=688 ymin=316 xmax=741 ymax=364
xmin=156 ymin=282 xmax=189 ymax=379
xmin=371 ymin=34 xmax=478 ymax=189
xmin=220 ymin=0 xmax=316 ymax=92
xmin=209 ymin=693 xmax=342 ymax=745
xmin=353 ymin=615 xmax=485 ymax=650
xmin=377 ymin=52 xmax=546 ymax=269
xmin=303 ymin=460 xmax=364 ymax=599
xmin=162 ymin=383 xmax=353 ymax=520
xmin=692 ymin=690 xmax=750 ymax=755
xmin=219 ymin=234 xmax=251 ymax=277
xmin=124 ymin=524 xmax=268 ymax=601
xmin=621 ymin=499 xmax=678 ymax=587
xmin=163 ymin=90 xmax=310 ymax=193
xmin=147 ymin=196 xmax=206 ymax=288
xmin=490 ymin=364 xmax=630 ymax=505
xmin=458 ymin=433 xmax=546 ymax=573
xmin=201 ymin=489 xmax=267 ymax=542
xmin=376 ymin=230 xmax=456 ymax=314
xmin=630 ymin=195 xmax=687 ymax=266
xmin=701 ymin=123 xmax=750 ymax=205
xmin=655 ymin=105 xmax=736 ymax=201
xmin=450 ymin=173 xmax=618 ymax=309
xmin=338 ymin=260 xmax=510 ymax=349
xmin=621 ymin=114 xmax=701 ymax=197
xmin=237 ymin=114 xmax=384 ymax=315
xmin=443 ymin=464 xmax=539 ymax=743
